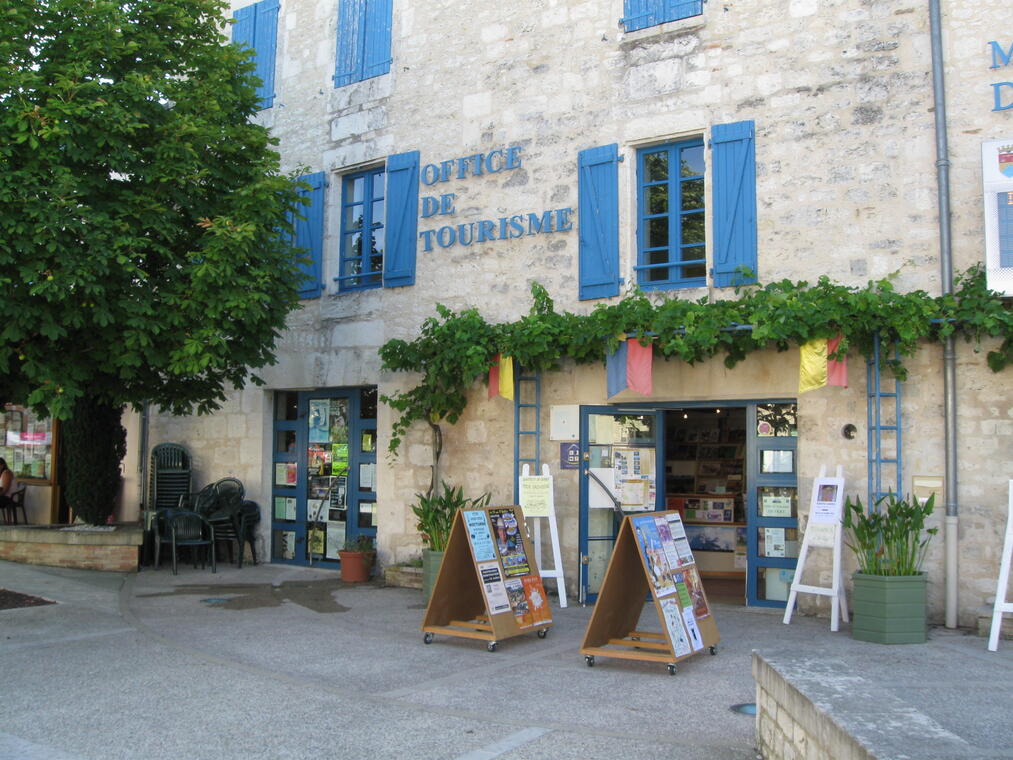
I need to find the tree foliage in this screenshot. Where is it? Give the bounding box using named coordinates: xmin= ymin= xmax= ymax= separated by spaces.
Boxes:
xmin=0 ymin=0 xmax=305 ymax=420
xmin=380 ymin=267 xmax=1012 ymax=454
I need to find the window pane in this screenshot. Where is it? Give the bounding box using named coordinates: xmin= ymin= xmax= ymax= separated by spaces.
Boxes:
xmin=648 ymin=249 xmax=669 ymax=281
xmin=682 ymin=214 xmax=705 ymax=244
xmin=371 ymin=199 xmax=384 ymax=224
xmin=372 ymin=172 xmax=385 ymax=199
xmin=680 ymin=245 xmax=705 ymax=263
xmin=648 ymin=217 xmax=668 ymax=248
xmin=757 ymin=403 xmax=798 ymax=437
xmin=682 ymin=262 xmax=706 ymax=279
xmin=759 ymin=487 xmax=798 ymax=518
xmin=647 ymin=185 xmax=668 ymax=214
xmin=344 ymin=205 xmax=363 ymax=230
xmin=360 ymin=387 xmax=377 ymax=419
xmin=349 ymin=232 xmax=363 ymax=261
xmin=350 ymin=176 xmax=364 ymax=202
xmin=758 ymin=527 xmax=800 ymax=558
xmin=681 ymin=145 xmax=705 ymax=177
xmin=275 ymin=392 xmax=298 ymax=421
xmin=681 ymin=178 xmax=704 ymax=210
xmin=358 ymin=501 xmax=377 ymax=529
xmin=370 ymin=228 xmax=385 ymax=259
xmin=645 ymin=152 xmax=668 ymax=182
xmin=761 ymin=450 xmax=795 ymax=474
xmin=756 ymin=567 xmax=793 ymax=601
xmin=275 ymin=430 xmax=296 ymax=453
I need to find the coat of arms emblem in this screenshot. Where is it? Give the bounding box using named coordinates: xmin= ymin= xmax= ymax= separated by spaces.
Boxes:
xmin=1000 ymin=145 xmax=1013 ymax=178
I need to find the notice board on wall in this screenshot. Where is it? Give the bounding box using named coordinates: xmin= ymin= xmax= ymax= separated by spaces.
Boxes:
xmin=422 ymin=505 xmax=553 ymax=651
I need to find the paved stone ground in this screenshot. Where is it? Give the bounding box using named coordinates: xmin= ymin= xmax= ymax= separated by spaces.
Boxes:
xmin=2 ymin=559 xmax=1012 ymax=760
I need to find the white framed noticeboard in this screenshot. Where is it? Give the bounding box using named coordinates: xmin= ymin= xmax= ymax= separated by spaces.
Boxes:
xmin=809 ymin=475 xmax=845 ymax=524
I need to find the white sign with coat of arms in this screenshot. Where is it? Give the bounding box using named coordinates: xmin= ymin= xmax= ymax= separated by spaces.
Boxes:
xmin=982 ymin=138 xmax=1013 ymax=296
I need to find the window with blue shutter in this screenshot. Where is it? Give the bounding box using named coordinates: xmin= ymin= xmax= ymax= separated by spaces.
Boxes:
xmin=290 ymin=172 xmax=326 ymax=299
xmin=334 ymin=0 xmax=393 ymax=88
xmin=578 ymin=144 xmax=621 ymax=301
xmin=711 ymin=120 xmax=758 ymax=288
xmin=635 ymin=138 xmax=706 ymax=290
xmin=231 ymin=0 xmax=279 ymax=110
xmin=621 ymin=0 xmax=703 ymax=33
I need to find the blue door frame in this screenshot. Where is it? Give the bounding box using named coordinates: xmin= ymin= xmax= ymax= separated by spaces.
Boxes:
xmin=270 ymin=387 xmax=377 ymax=567
xmin=577 ymin=400 xmax=798 ymax=607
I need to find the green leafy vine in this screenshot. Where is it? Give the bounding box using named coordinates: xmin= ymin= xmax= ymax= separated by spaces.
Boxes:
xmin=379 ymin=266 xmax=1012 ymax=454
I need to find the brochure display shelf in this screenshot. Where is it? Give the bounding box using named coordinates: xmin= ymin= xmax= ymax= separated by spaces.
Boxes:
xmin=422 ymin=505 xmax=553 ymax=652
xmin=580 ymin=510 xmax=720 ymax=675
xmin=668 ymin=493 xmax=746 ymax=580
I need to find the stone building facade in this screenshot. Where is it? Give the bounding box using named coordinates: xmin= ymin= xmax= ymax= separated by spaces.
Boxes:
xmin=120 ymin=0 xmax=1011 ymax=625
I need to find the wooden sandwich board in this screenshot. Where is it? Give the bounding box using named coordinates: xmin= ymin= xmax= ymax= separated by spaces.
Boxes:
xmin=421 ymin=504 xmax=553 ymax=651
xmin=580 ymin=510 xmax=719 ymax=675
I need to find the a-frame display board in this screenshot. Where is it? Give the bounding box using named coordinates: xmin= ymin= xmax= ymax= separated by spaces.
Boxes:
xmin=580 ymin=510 xmax=719 ymax=675
xmin=422 ymin=505 xmax=553 ymax=651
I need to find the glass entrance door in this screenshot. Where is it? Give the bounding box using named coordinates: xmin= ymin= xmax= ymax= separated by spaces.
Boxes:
xmin=578 ymin=407 xmax=663 ymax=604
xmin=270 ymin=387 xmax=377 ymax=567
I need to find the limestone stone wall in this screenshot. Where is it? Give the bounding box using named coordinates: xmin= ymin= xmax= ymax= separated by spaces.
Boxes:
xmin=134 ymin=0 xmax=1013 ymax=623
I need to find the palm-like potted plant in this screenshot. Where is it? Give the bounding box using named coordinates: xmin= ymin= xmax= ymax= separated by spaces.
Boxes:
xmin=412 ymin=481 xmax=491 ymax=601
xmin=842 ymin=493 xmax=938 ymax=643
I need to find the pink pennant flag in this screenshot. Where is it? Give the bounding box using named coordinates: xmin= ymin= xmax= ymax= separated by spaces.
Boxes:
xmin=826 ymin=335 xmax=848 ymax=388
xmin=626 ymin=338 xmax=653 ymax=396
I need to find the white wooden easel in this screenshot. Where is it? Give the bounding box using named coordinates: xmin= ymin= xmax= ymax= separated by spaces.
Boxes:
xmin=987 ymin=480 xmax=1013 ymax=651
xmin=783 ymin=465 xmax=849 ymax=632
xmin=519 ymin=463 xmax=567 ymax=608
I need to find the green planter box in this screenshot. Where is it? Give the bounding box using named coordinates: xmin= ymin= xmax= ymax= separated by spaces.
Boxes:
xmin=851 ymin=572 xmax=928 ymax=644
xmin=422 ymin=548 xmax=444 ymax=603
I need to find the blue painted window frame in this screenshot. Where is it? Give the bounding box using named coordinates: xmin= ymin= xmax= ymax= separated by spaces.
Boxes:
xmin=334 ymin=0 xmax=393 ymax=88
xmin=231 ymin=0 xmax=279 ymax=111
xmin=635 ymin=138 xmax=707 ymax=290
xmin=337 ymin=167 xmax=386 ymax=292
xmin=621 ymin=0 xmax=703 ymax=33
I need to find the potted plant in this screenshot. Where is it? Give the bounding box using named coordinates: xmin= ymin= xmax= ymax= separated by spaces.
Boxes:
xmin=412 ymin=481 xmax=491 ymax=601
xmin=842 ymin=493 xmax=938 ymax=643
xmin=338 ymin=535 xmax=375 ymax=583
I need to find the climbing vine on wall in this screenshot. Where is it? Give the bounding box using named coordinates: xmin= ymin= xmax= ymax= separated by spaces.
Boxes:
xmin=379 ymin=266 xmax=1012 ymax=454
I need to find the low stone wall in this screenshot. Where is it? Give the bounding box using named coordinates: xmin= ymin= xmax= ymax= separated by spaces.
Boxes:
xmin=0 ymin=524 xmax=143 ymax=572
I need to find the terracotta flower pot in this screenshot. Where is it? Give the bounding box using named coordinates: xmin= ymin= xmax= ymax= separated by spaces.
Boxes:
xmin=338 ymin=550 xmax=373 ymax=582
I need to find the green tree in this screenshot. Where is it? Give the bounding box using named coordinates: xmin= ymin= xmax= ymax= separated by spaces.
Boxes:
xmin=0 ymin=0 xmax=305 ymax=523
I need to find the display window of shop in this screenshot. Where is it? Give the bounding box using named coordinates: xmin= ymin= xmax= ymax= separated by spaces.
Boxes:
xmin=577 ymin=400 xmax=798 ymax=608
xmin=270 ymin=387 xmax=377 ymax=567
xmin=1 ymin=405 xmax=57 ymax=484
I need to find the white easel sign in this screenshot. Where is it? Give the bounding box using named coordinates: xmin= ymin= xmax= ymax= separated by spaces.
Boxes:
xmin=783 ymin=466 xmax=849 ymax=632
xmin=519 ymin=464 xmax=567 ymax=608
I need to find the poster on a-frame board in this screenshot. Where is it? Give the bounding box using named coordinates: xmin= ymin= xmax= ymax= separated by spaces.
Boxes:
xmin=421 ymin=504 xmax=553 ymax=651
xmin=580 ymin=509 xmax=719 ymax=675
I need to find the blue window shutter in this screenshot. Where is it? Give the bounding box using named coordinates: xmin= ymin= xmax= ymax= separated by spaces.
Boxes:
xmin=622 ymin=0 xmax=661 ymax=32
xmin=578 ymin=144 xmax=621 ymax=301
xmin=293 ymin=172 xmax=326 ymax=299
xmin=253 ymin=0 xmax=279 ymax=110
xmin=711 ymin=121 xmax=757 ymax=288
xmin=362 ymin=0 xmax=393 ymax=80
xmin=383 ymin=151 xmax=419 ymax=288
xmin=232 ymin=5 xmax=255 ymax=50
xmin=334 ymin=0 xmax=366 ymax=87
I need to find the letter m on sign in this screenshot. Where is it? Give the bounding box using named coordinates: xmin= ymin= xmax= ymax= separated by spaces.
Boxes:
xmin=990 ymin=41 xmax=1013 ymax=69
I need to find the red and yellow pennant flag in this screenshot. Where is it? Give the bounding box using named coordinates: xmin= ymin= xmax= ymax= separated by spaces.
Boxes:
xmin=798 ymin=335 xmax=848 ymax=393
xmin=488 ymin=353 xmax=514 ymax=400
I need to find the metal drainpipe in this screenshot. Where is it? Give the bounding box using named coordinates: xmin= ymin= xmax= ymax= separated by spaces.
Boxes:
xmin=929 ymin=0 xmax=959 ymax=629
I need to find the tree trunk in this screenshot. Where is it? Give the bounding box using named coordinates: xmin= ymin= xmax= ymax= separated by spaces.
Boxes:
xmin=62 ymin=395 xmax=126 ymax=525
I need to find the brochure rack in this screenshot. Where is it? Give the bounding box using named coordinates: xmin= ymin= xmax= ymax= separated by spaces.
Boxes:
xmin=580 ymin=510 xmax=720 ymax=675
xmin=422 ymin=505 xmax=553 ymax=651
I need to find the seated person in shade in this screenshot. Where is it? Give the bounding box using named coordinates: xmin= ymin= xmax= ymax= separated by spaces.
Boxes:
xmin=0 ymin=457 xmax=18 ymax=511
